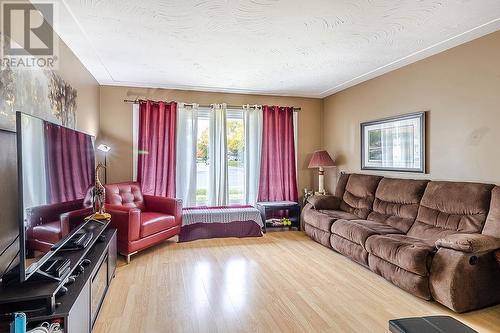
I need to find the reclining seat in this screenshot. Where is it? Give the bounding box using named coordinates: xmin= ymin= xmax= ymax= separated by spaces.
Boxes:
xmin=303 ymin=173 xmax=382 ymax=247
xmin=430 ymin=185 xmax=500 ymax=312
xmin=365 ymin=181 xmax=494 ymax=300
xmin=331 ymin=178 xmax=428 ymax=266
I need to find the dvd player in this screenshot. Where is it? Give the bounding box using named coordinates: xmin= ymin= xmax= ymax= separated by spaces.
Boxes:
xmin=58 ymin=230 xmax=93 ymax=251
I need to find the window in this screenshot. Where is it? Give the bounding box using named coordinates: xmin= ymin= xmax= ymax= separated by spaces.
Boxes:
xmin=194 ymin=109 xmax=246 ymax=206
xmin=196 ymin=110 xmax=210 ymax=206
xmin=134 ymin=103 xmax=297 ymax=207
xmin=226 ymin=110 xmax=245 ymax=205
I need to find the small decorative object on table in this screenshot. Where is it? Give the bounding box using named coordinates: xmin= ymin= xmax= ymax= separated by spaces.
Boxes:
xmin=256 ymin=201 xmax=301 ymax=233
xmin=86 ymin=163 xmax=111 ymax=221
xmin=303 ymin=188 xmax=314 ymax=206
xmin=268 ymin=218 xmax=293 ymax=228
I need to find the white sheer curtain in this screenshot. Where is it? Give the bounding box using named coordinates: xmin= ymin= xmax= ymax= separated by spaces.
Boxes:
xmin=22 ymin=117 xmax=47 ymax=209
xmin=243 ymin=104 xmax=263 ymax=204
xmin=208 ymin=103 xmax=228 ymax=206
xmin=132 ymin=103 xmax=139 ymax=181
xmin=176 ymin=103 xmax=199 ymax=207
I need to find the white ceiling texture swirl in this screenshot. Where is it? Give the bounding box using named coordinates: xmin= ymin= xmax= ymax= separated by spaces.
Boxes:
xmin=55 ymin=0 xmax=500 ymax=97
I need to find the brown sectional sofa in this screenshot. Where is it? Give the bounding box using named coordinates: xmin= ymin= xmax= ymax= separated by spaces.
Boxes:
xmin=302 ymin=173 xmax=500 ymax=313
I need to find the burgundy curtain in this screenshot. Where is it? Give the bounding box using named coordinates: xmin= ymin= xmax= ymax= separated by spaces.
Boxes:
xmin=258 ymin=105 xmax=298 ymax=202
xmin=137 ymin=100 xmax=177 ymax=197
xmin=44 ymin=122 xmax=95 ymax=204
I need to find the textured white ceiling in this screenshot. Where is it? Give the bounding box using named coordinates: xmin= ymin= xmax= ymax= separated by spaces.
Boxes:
xmin=55 ymin=0 xmax=500 ymax=97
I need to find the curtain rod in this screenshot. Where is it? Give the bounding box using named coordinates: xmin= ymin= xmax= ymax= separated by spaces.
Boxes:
xmin=123 ymin=99 xmax=301 ymax=111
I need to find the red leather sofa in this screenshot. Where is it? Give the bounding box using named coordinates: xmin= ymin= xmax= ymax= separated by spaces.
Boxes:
xmin=104 ymin=182 xmax=182 ymax=263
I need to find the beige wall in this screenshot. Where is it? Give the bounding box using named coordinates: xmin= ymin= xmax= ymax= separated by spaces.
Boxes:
xmin=323 ymin=31 xmax=500 ymax=191
xmin=57 ymin=42 xmax=100 ymax=136
xmin=99 ymin=86 xmax=323 ymax=193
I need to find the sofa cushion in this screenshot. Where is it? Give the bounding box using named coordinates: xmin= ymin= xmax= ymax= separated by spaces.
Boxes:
xmin=32 ymin=220 xmax=62 ymax=244
xmin=368 ymin=254 xmax=432 ymax=300
xmin=105 ymin=182 xmax=146 ymax=210
xmin=408 ymin=181 xmax=494 ymax=243
xmin=330 ymin=234 xmax=369 ymax=265
xmin=303 ymin=207 xmax=358 ymax=232
xmin=331 ymin=219 xmax=403 ymax=248
xmin=307 ymin=195 xmax=341 ymax=210
xmin=366 ymin=234 xmax=436 ymax=277
xmin=339 ymin=174 xmax=383 ymax=219
xmin=140 ymin=212 xmax=176 ymax=237
xmin=367 ymin=178 xmax=429 ymax=233
xmin=304 ymin=224 xmax=331 ymax=248
xmin=334 ymin=172 xmax=350 ymax=198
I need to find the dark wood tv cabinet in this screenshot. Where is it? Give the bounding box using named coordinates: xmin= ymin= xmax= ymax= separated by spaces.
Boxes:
xmin=0 ymin=225 xmax=117 ymax=332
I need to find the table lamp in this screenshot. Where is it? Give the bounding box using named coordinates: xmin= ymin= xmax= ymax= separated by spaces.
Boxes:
xmin=308 ymin=150 xmax=335 ymax=195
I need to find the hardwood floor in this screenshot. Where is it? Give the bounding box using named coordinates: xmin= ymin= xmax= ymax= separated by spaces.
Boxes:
xmin=94 ymin=232 xmax=500 ymax=332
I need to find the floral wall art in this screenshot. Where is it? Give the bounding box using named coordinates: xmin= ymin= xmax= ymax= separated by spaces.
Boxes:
xmin=0 ymin=67 xmax=77 ymax=132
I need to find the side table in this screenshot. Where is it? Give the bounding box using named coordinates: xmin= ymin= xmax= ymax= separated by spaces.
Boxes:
xmin=256 ymin=201 xmax=301 ymax=233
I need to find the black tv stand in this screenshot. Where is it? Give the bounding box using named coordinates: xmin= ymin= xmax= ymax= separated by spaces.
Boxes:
xmin=31 ymin=258 xmax=72 ymax=282
xmin=30 ymin=267 xmax=71 ymax=283
xmin=59 ymin=231 xmax=93 ymax=252
xmin=0 ymin=221 xmax=117 ymax=332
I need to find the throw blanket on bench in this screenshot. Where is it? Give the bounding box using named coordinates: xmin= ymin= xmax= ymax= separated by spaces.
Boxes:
xmin=179 ymin=206 xmax=263 ymax=242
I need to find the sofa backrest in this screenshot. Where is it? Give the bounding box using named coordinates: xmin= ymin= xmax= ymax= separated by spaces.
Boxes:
xmin=368 ymin=178 xmax=429 ymax=233
xmin=338 ymin=174 xmax=382 ymax=219
xmin=105 ymin=182 xmax=146 ymax=210
xmin=335 ymin=172 xmax=350 ymax=198
xmin=407 ymin=181 xmax=494 ymax=243
xmin=483 ymin=186 xmax=500 ymax=238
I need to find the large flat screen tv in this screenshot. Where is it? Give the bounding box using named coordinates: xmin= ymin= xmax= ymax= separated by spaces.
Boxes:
xmin=17 ymin=112 xmax=96 ymax=281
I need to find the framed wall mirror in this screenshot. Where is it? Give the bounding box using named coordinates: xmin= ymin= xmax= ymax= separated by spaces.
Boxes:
xmin=361 ymin=112 xmax=426 ymax=173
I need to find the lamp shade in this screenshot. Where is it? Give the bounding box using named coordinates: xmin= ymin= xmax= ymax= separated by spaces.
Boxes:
xmin=97 ymin=144 xmax=111 ymax=153
xmin=308 ymin=150 xmax=335 ymax=168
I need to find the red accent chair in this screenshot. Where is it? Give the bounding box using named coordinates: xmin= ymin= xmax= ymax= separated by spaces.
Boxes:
xmin=104 ymin=182 xmax=182 ymax=263
xmin=26 ymin=190 xmax=94 ymax=254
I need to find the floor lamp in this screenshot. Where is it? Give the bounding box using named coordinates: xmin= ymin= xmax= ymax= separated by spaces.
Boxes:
xmin=308 ymin=150 xmax=336 ymax=195
xmin=97 ymin=144 xmax=111 ymax=184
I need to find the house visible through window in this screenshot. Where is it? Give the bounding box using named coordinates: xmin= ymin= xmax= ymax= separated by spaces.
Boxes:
xmin=194 ymin=109 xmax=246 ymax=206
xmin=226 ymin=110 xmax=245 ymax=205
xmin=196 ymin=110 xmax=210 ymax=206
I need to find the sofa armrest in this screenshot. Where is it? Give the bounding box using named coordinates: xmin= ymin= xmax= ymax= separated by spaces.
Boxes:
xmin=430 ymin=246 xmax=500 ymax=312
xmin=60 ymin=207 xmax=94 ymax=232
xmin=105 ymin=204 xmax=141 ymax=241
xmin=307 ymin=195 xmax=341 ymax=210
xmin=144 ymin=195 xmax=183 ymax=226
xmin=436 ymin=233 xmax=500 ymax=253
